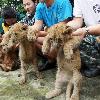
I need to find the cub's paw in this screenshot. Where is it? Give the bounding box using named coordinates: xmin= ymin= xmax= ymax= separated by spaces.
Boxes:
xmin=45 ymin=89 xmax=62 ymax=99
xmin=27 ymin=27 xmax=37 ymax=41
xmin=42 ymin=48 xmax=48 ymax=55
xmin=36 ymin=72 xmax=43 ymax=79
xmin=19 ymin=77 xmax=26 ymax=85
xmin=27 ymin=33 xmax=37 ymax=41
xmin=65 ymin=49 xmax=73 ymax=60
xmin=70 ymin=94 xmax=79 ymax=100
xmin=42 ymin=45 xmax=49 ymax=55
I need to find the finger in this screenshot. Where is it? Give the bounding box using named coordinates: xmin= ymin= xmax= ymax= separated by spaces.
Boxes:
xmin=36 ymin=37 xmax=44 ymax=44
xmin=37 ymin=31 xmax=47 ymax=37
xmin=35 ymin=42 xmax=42 ymax=49
xmin=71 ymin=32 xmax=79 ymax=36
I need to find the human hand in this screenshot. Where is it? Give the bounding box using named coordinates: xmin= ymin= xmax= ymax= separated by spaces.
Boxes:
xmin=72 ymin=28 xmax=86 ymax=39
xmin=37 ymin=31 xmax=47 ymax=37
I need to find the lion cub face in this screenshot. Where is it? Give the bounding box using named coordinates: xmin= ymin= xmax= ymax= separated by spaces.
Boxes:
xmin=45 ymin=24 xmax=72 ymax=51
xmin=8 ymin=22 xmax=28 ymax=47
xmin=0 ymin=32 xmax=11 ymax=53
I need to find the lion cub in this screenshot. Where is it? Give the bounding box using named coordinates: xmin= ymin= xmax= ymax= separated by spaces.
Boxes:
xmin=0 ymin=32 xmax=19 ymax=71
xmin=2 ymin=22 xmax=42 ymax=84
xmin=42 ymin=23 xmax=82 ymax=100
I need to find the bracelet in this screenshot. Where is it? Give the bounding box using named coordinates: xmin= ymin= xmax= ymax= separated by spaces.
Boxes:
xmin=85 ymin=28 xmax=90 ymax=35
xmin=82 ymin=27 xmax=90 ymax=35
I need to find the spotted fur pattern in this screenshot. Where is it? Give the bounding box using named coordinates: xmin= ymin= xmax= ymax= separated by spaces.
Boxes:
xmin=2 ymin=22 xmax=42 ymax=84
xmin=42 ymin=23 xmax=82 ymax=100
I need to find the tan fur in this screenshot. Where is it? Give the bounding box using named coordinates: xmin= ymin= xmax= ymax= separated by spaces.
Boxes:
xmin=2 ymin=22 xmax=42 ymax=84
xmin=42 ymin=23 xmax=82 ymax=100
xmin=0 ymin=32 xmax=11 ymax=52
xmin=96 ymin=36 xmax=100 ymax=43
xmin=27 ymin=26 xmax=38 ymax=41
xmin=0 ymin=32 xmax=19 ymax=72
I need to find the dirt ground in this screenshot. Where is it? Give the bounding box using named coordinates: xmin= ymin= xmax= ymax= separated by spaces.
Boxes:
xmin=0 ymin=67 xmax=100 ymax=100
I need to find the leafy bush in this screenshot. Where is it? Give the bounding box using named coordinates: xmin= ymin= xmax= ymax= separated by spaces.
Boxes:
xmin=0 ymin=0 xmax=25 ymax=14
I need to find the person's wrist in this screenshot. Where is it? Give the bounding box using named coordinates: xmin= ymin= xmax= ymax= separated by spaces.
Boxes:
xmin=85 ymin=28 xmax=90 ymax=35
xmin=82 ymin=27 xmax=90 ymax=35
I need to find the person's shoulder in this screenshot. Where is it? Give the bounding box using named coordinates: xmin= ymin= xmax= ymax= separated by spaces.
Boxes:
xmin=55 ymin=0 xmax=70 ymax=5
xmin=36 ymin=2 xmax=45 ymax=9
xmin=56 ymin=0 xmax=68 ymax=3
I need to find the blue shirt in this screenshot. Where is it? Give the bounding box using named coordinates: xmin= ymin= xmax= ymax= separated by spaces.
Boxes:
xmin=0 ymin=18 xmax=4 ymax=34
xmin=35 ymin=0 xmax=72 ymax=27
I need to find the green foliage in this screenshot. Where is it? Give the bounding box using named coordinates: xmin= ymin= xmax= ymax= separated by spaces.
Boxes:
xmin=16 ymin=3 xmax=26 ymax=14
xmin=0 ymin=0 xmax=25 ymax=14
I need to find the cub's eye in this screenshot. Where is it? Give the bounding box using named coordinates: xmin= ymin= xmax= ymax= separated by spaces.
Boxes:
xmin=2 ymin=44 xmax=5 ymax=46
xmin=8 ymin=35 xmax=11 ymax=38
xmin=58 ymin=38 xmax=62 ymax=42
xmin=49 ymin=38 xmax=52 ymax=40
xmin=15 ymin=33 xmax=17 ymax=36
xmin=22 ymin=27 xmax=26 ymax=30
xmin=13 ymin=40 xmax=15 ymax=43
xmin=49 ymin=38 xmax=53 ymax=42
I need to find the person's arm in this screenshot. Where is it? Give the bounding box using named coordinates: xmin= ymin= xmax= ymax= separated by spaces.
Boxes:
xmin=72 ymin=24 xmax=100 ymax=37
xmin=67 ymin=17 xmax=83 ymax=30
xmin=33 ymin=3 xmax=44 ymax=31
xmin=67 ymin=0 xmax=84 ymax=30
xmin=84 ymin=24 xmax=100 ymax=35
xmin=67 ymin=17 xmax=87 ymax=39
xmin=27 ymin=19 xmax=44 ymax=39
xmin=31 ymin=19 xmax=43 ymax=31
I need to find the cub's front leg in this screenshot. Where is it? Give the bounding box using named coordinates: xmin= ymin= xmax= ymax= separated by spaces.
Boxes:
xmin=70 ymin=70 xmax=82 ymax=100
xmin=32 ymin=57 xmax=43 ymax=79
xmin=66 ymin=79 xmax=73 ymax=100
xmin=63 ymin=36 xmax=81 ymax=60
xmin=27 ymin=26 xmax=37 ymax=41
xmin=63 ymin=43 xmax=73 ymax=60
xmin=19 ymin=60 xmax=27 ymax=84
xmin=42 ymin=37 xmax=50 ymax=55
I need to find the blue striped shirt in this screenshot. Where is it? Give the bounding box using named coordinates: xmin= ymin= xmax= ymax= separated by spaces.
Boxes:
xmin=20 ymin=13 xmax=35 ymax=26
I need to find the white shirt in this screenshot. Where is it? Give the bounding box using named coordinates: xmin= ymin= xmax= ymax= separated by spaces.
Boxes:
xmin=73 ymin=0 xmax=100 ymax=26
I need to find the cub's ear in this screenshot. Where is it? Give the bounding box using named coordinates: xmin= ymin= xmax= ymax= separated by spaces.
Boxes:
xmin=63 ymin=25 xmax=73 ymax=35
xmin=44 ymin=26 xmax=48 ymax=32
